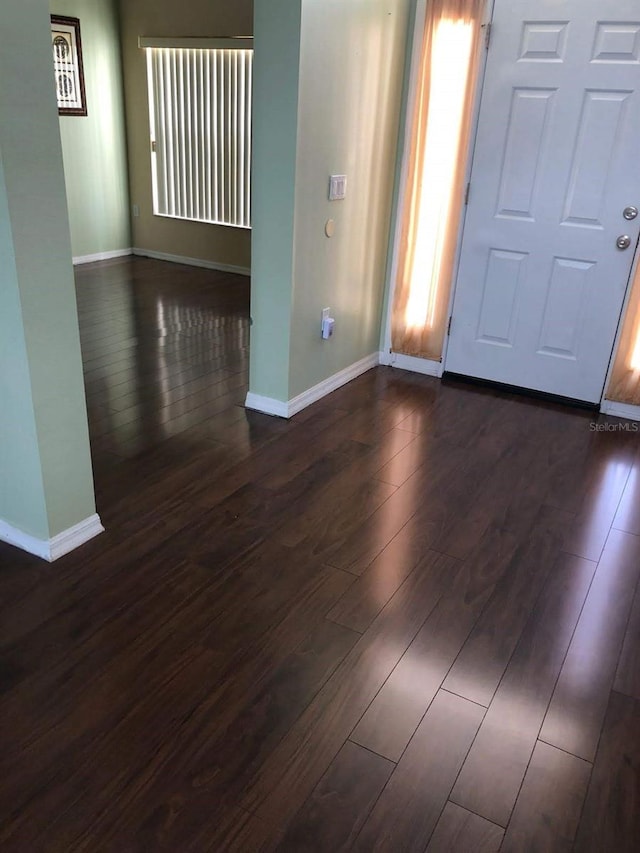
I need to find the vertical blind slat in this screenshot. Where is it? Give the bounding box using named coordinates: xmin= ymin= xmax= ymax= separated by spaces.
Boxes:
xmin=228 ymin=52 xmax=233 ymax=225
xmin=147 ymin=50 xmax=159 ymax=213
xmin=198 ymin=51 xmax=205 ymax=221
xmin=205 ymin=51 xmax=212 ymax=223
xmin=212 ymin=52 xmax=219 ymax=223
xmin=169 ymin=49 xmax=176 ymax=217
xmin=220 ymin=52 xmax=226 ymax=223
xmin=186 ymin=49 xmax=194 ymax=220
xmin=239 ymin=54 xmax=245 ymax=227
xmin=156 ymin=53 xmax=168 ymax=214
xmin=233 ymin=51 xmax=239 ymax=227
xmin=246 ymin=52 xmax=253 ymax=227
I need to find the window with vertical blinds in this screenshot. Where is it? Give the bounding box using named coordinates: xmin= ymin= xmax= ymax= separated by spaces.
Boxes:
xmin=144 ymin=41 xmax=253 ymax=229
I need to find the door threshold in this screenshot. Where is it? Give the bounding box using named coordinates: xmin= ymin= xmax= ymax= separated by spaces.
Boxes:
xmin=442 ymin=372 xmax=600 ymax=411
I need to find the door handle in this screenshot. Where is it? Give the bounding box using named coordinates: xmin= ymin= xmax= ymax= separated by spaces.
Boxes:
xmin=616 ymin=235 xmax=632 ymax=250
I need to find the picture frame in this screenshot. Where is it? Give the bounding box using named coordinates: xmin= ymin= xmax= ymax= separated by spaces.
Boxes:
xmin=51 ymin=15 xmax=87 ymax=116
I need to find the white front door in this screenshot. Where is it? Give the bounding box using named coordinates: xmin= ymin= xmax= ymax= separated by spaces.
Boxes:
xmin=446 ymin=0 xmax=640 ymax=403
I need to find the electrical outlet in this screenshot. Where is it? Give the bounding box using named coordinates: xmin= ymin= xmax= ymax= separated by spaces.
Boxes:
xmin=132 ymin=204 xmax=140 ymax=218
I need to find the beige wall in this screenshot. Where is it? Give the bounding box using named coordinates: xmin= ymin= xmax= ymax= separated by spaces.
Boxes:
xmin=289 ymin=0 xmax=411 ymax=398
xmin=249 ymin=0 xmax=411 ymax=404
xmin=118 ymin=0 xmax=253 ymax=271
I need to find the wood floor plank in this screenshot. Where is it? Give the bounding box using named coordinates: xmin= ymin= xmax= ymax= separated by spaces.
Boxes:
xmin=95 ymin=804 xmax=281 ymax=853
xmin=353 ymin=691 xmax=485 ymax=853
xmin=394 ymin=379 xmax=511 ymax=447
xmin=330 ymin=406 xmax=523 ymax=584
xmin=240 ymin=551 xmax=457 ymax=827
xmin=326 ymin=435 xmax=469 ymax=574
xmin=82 ymin=618 xmax=360 ymax=852
xmin=540 ymin=528 xmax=640 ymax=761
xmin=613 ymin=461 xmax=640 ymax=536
xmin=560 ymin=455 xmax=632 ymax=561
xmin=500 ymin=741 xmax=591 ymax=853
xmin=544 ymin=433 xmax=636 ymax=553
xmin=273 ymin=471 xmax=398 ymax=559
xmin=0 ymin=556 xmax=216 ymax=724
xmin=613 ymin=576 xmax=640 ymax=701
xmin=1 ymin=643 xmax=221 ymax=849
xmin=374 ymin=433 xmax=426 ymax=486
xmin=277 ymin=741 xmax=394 ymax=852
xmin=261 ymin=420 xmax=415 ymax=493
xmin=442 ymin=505 xmax=571 ymax=707
xmin=326 ymin=514 xmax=441 ymax=633
xmin=428 ymin=435 xmax=549 ymax=562
xmin=167 ymin=441 xmax=378 ymax=569
xmin=199 ymin=807 xmax=281 ymax=853
xmin=573 ymin=691 xmax=640 ymax=853
xmin=324 ymin=486 xmax=419 ymax=578
xmin=450 ymin=552 xmax=595 ymax=827
xmin=1 ymin=494 xmax=214 ymax=635
xmin=186 ymin=406 xmax=349 ymax=509
xmin=207 ymin=616 xmax=360 ymax=763
xmin=425 ymin=802 xmax=504 ymax=853
xmin=6 ymin=561 xmax=353 ymax=850
xmin=350 ymin=500 xmax=563 ymax=761
xmin=351 ymin=520 xmax=525 ymax=761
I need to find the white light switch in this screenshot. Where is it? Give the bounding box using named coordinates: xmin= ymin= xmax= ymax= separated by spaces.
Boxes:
xmin=329 ymin=175 xmax=347 ymax=201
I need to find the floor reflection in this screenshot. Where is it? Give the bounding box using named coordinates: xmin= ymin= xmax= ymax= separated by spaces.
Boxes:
xmin=76 ymin=258 xmax=250 ymax=458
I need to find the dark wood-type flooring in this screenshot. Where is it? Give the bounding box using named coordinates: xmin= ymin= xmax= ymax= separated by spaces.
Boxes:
xmin=1 ymin=257 xmax=639 ymax=851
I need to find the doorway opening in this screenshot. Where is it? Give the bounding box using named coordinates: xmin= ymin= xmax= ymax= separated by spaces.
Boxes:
xmin=388 ymin=0 xmax=640 ymax=408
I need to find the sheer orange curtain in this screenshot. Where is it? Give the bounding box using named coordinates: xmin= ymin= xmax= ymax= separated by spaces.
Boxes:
xmin=606 ymin=263 xmax=640 ymax=405
xmin=392 ymin=0 xmax=486 ymax=361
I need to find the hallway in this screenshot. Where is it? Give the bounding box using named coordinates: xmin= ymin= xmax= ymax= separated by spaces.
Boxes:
xmin=0 ymin=258 xmax=638 ymax=851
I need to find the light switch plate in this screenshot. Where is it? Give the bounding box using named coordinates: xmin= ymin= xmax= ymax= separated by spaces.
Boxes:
xmin=329 ymin=175 xmax=347 ymax=201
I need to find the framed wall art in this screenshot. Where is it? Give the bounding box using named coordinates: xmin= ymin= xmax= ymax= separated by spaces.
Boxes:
xmin=51 ymin=15 xmax=87 ymax=116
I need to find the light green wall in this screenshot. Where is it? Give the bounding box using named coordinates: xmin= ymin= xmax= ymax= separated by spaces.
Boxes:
xmin=52 ymin=0 xmax=131 ymax=259
xmin=249 ymin=0 xmax=411 ymax=404
xmin=118 ymin=0 xmax=253 ymax=270
xmin=250 ymin=0 xmax=302 ymax=401
xmin=0 ymin=152 xmax=49 ymax=538
xmin=0 ymin=0 xmax=96 ymax=540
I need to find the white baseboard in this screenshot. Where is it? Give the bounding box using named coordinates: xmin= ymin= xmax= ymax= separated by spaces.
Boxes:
xmin=379 ymin=350 xmax=443 ymax=378
xmin=288 ymin=352 xmax=380 ymax=416
xmin=600 ymin=400 xmax=640 ymax=421
xmin=245 ymin=352 xmax=380 ymax=419
xmin=133 ymin=248 xmax=251 ymax=277
xmin=73 ymin=248 xmax=132 ymax=265
xmin=0 ymin=513 xmax=104 ymax=562
xmin=244 ymin=393 xmax=290 ymax=418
